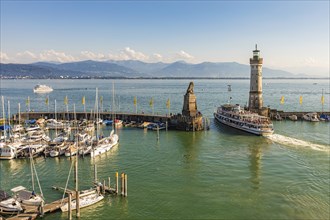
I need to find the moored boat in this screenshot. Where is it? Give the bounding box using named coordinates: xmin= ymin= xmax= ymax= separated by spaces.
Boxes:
xmin=91 ymin=131 xmax=119 ymax=157
xmin=288 ymin=115 xmax=298 ymax=121
xmin=302 ymin=112 xmax=319 ymax=122
xmin=11 ymin=186 xmax=44 ymax=206
xmin=214 ymin=104 xmax=274 ymax=136
xmin=0 ymin=189 xmax=23 ymax=214
xmin=60 ymin=190 xmax=104 ymax=212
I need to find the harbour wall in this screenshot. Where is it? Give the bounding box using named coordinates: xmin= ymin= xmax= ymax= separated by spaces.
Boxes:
xmin=269 ymin=110 xmax=330 ymax=120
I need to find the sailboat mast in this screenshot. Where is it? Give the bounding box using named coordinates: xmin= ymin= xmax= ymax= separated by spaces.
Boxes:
xmin=1 ymin=96 xmax=6 ymax=141
xmin=112 ymin=82 xmax=115 ymax=133
xmin=30 ymin=152 xmax=35 ymax=191
xmin=7 ymin=100 xmax=11 ymax=139
xmin=18 ymin=103 xmax=21 ymax=125
xmin=55 ymin=99 xmax=58 ymax=137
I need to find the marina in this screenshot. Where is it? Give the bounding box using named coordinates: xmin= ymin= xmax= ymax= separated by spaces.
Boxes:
xmin=0 ymin=78 xmax=329 ymax=220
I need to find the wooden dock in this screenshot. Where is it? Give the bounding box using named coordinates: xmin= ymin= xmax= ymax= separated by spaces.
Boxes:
xmin=6 ymin=196 xmax=75 ymax=220
xmin=5 ymin=172 xmax=127 ymax=220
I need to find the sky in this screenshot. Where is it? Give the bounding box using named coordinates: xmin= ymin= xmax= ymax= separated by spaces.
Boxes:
xmin=0 ymin=0 xmax=329 ymax=76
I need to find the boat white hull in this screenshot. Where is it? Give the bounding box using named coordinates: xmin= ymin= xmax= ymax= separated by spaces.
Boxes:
xmin=0 ymin=198 xmax=23 ymax=212
xmin=21 ymin=196 xmax=43 ymax=206
xmin=214 ymin=113 xmax=274 ymax=136
xmin=60 ymin=193 xmax=104 ymax=212
xmin=90 ymin=135 xmax=119 ymax=158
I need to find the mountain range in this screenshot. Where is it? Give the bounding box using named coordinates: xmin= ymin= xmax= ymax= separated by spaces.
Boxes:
xmin=0 ymin=60 xmax=304 ymax=79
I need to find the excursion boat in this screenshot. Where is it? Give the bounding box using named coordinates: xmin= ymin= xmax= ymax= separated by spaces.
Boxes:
xmin=33 ymin=84 xmax=53 ymax=93
xmin=214 ymin=104 xmax=274 ymax=136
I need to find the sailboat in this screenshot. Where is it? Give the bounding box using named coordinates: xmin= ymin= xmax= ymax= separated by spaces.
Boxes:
xmin=90 ymin=85 xmax=119 ymax=158
xmin=11 ymin=150 xmax=44 ymax=206
xmin=60 ymin=104 xmax=104 ymax=213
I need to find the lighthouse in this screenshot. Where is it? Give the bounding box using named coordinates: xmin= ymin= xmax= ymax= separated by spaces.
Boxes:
xmin=248 ymin=44 xmax=263 ymax=111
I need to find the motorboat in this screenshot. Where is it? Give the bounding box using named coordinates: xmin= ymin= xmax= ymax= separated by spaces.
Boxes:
xmin=33 ymin=84 xmax=53 ymax=93
xmin=0 ymin=142 xmax=23 ymax=160
xmin=320 ymin=113 xmax=330 ymax=121
xmin=214 ymin=104 xmax=274 ymax=136
xmin=11 ymin=186 xmax=44 ymax=206
xmin=65 ymin=143 xmax=78 ymax=157
xmin=18 ymin=144 xmax=46 ymax=158
xmin=288 ymin=115 xmax=298 ymax=121
xmin=0 ymin=189 xmax=23 ymax=214
xmin=49 ymin=142 xmax=68 ymax=157
xmin=302 ymin=113 xmax=319 ymax=122
xmin=275 ymin=113 xmax=283 ymax=121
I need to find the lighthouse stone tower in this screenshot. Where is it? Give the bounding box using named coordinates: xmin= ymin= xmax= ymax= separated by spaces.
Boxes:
xmin=248 ymin=45 xmax=263 ymax=111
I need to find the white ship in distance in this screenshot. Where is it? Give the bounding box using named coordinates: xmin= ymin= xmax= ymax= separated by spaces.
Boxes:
xmin=33 ymin=84 xmax=53 ymax=93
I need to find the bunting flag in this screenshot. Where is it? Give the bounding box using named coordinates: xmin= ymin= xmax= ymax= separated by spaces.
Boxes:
xmin=82 ymin=96 xmax=85 ymax=105
xmin=149 ymin=97 xmax=154 ymax=107
xmin=133 ymin=96 xmax=137 ymax=106
xmin=26 ymin=96 xmax=30 ymax=106
xmin=100 ymin=96 xmax=103 ymax=105
xmin=166 ymin=98 xmax=170 ymax=109
xmin=45 ymin=97 xmax=49 ymax=105
xmin=64 ymin=96 xmax=68 ymax=105
xmin=280 ymin=96 xmax=284 ymax=105
xmin=321 ymin=95 xmax=324 ymax=104
xmin=299 ymin=96 xmax=303 ymax=105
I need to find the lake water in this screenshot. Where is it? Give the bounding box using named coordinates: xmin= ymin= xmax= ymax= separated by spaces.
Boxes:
xmin=0 ymin=79 xmax=329 ymax=219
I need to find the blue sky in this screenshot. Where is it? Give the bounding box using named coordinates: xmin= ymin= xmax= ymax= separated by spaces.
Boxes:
xmin=0 ymin=1 xmax=329 ymax=76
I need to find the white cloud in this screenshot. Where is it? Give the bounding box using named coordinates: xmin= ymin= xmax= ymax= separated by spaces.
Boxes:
xmin=0 ymin=51 xmax=10 ymax=62
xmin=80 ymin=51 xmax=106 ymax=60
xmin=175 ymin=50 xmax=194 ymax=60
xmin=6 ymin=47 xmax=197 ymax=64
xmin=16 ymin=50 xmax=38 ymax=59
xmin=39 ymin=50 xmax=76 ymax=63
xmin=150 ymin=53 xmax=163 ymax=62
xmin=118 ymin=47 xmax=149 ymax=61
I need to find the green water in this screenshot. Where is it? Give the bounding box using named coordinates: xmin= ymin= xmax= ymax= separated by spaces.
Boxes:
xmin=0 ymin=79 xmax=329 ymax=219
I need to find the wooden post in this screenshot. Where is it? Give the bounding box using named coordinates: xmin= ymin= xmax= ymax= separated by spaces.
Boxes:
xmin=108 ymin=177 xmax=111 ymax=189
xmin=103 ymin=180 xmax=106 ymax=195
xmin=94 ymin=164 xmax=97 ymax=183
xmin=166 ymin=121 xmax=168 ymax=131
xmin=115 ymin=172 xmax=118 ymax=194
xmin=39 ymin=200 xmax=44 ymax=217
xmin=68 ymin=193 xmax=72 ymax=220
xmin=124 ymin=173 xmax=128 ymax=197
xmin=157 ymin=125 xmax=160 ymax=141
xmin=76 ymin=191 xmax=80 ymax=217
xmin=121 ymin=173 xmax=124 ymax=196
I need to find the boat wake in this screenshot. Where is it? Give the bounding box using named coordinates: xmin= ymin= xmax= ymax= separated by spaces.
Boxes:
xmin=267 ymin=134 xmax=330 ymax=153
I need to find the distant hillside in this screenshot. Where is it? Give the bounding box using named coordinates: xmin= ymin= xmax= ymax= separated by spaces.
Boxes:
xmin=0 ymin=60 xmax=301 ymax=79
